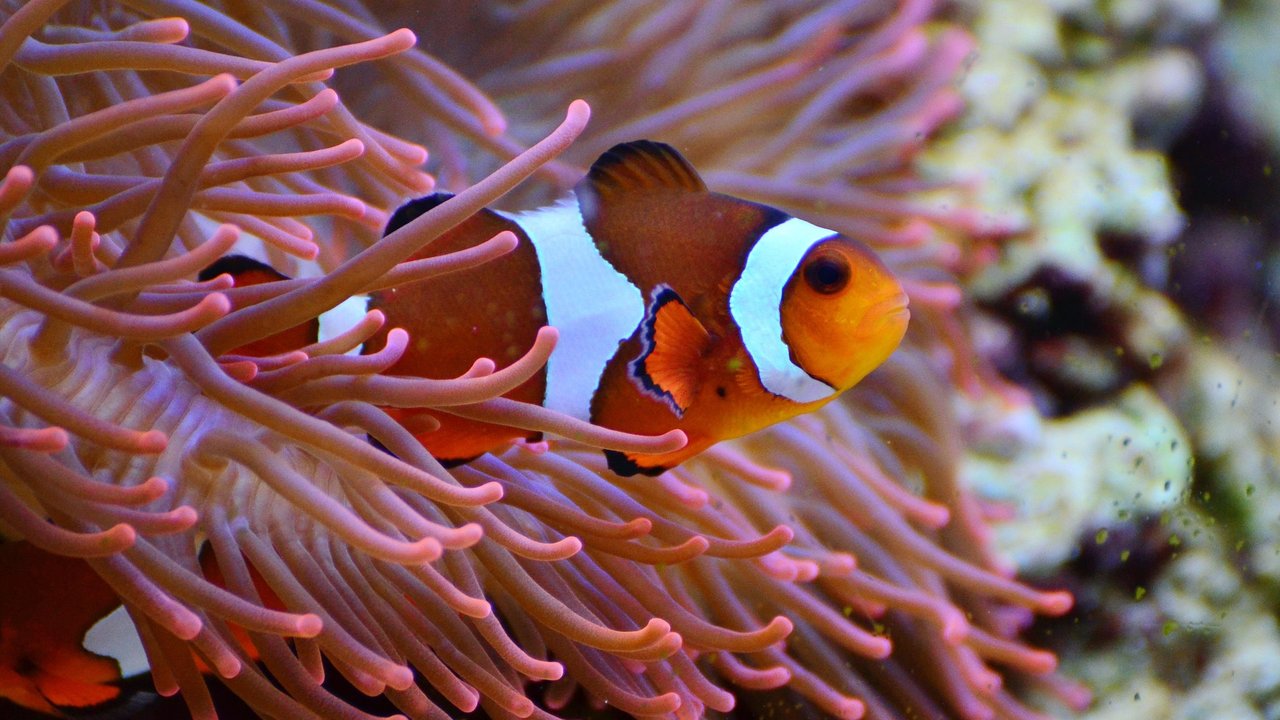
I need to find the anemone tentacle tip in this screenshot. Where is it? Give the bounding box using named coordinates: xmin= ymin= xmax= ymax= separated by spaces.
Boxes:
xmin=567 ymin=98 xmax=591 ymax=121
xmin=1041 ymin=590 xmax=1075 ymax=616
xmin=295 ymin=613 xmax=323 ymax=638
xmin=941 ymin=611 xmax=971 ymax=644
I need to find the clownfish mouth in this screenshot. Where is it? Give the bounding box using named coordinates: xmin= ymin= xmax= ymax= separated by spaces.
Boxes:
xmin=858 ymin=292 xmax=911 ymax=343
xmin=873 ymin=292 xmax=912 ymax=326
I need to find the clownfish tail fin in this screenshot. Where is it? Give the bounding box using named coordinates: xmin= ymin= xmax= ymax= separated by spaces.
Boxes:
xmin=197 ymin=255 xmax=319 ymax=355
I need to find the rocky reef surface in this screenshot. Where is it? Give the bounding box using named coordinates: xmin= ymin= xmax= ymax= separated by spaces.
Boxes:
xmin=940 ymin=1 xmax=1280 ymax=717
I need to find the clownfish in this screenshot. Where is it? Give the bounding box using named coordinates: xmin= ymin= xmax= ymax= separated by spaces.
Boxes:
xmin=0 ymin=541 xmax=149 ymax=717
xmin=0 ymin=539 xmax=288 ymax=718
xmin=368 ymin=140 xmax=910 ymax=476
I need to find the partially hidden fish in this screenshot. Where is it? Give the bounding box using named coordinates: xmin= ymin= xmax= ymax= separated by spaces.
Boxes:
xmin=0 ymin=539 xmax=286 ymax=718
xmin=0 ymin=293 xmax=308 ymax=718
xmin=197 ymin=254 xmax=320 ymax=357
xmin=368 ymin=140 xmax=910 ymax=476
xmin=0 ymin=541 xmax=146 ymax=716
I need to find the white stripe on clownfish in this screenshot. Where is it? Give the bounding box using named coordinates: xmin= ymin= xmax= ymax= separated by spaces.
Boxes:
xmin=82 ymin=604 xmax=149 ymax=678
xmin=730 ymin=217 xmax=840 ymax=404
xmin=503 ymin=199 xmax=645 ymax=421
xmin=318 ymin=294 xmax=372 ymax=356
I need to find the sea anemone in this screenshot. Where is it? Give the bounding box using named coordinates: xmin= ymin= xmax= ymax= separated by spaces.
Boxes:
xmin=0 ymin=2 xmax=1087 ymax=719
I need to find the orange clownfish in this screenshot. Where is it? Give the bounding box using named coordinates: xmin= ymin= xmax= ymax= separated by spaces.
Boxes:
xmin=0 ymin=539 xmax=286 ymax=718
xmin=0 ymin=541 xmax=149 ymax=717
xmin=368 ymin=140 xmax=910 ymax=476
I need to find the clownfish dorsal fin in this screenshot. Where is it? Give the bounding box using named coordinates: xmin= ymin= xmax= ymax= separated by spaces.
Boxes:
xmin=198 ymin=255 xmax=319 ymax=356
xmin=576 ymin=141 xmax=787 ymax=302
xmin=198 ymin=254 xmax=287 ymax=284
xmin=584 ymin=140 xmax=707 ymax=199
xmin=384 ymin=192 xmax=454 ymax=236
xmin=629 ymin=286 xmax=713 ymax=418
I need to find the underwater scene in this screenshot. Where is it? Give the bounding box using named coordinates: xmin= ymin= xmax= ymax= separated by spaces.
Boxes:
xmin=0 ymin=1 xmax=1275 ymax=719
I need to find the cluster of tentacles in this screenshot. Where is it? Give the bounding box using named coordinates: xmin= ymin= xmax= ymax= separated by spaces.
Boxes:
xmin=0 ymin=2 xmax=1091 ymax=719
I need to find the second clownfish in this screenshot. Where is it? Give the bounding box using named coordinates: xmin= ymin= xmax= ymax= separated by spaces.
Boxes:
xmin=0 ymin=540 xmax=286 ymax=718
xmin=366 ymin=140 xmax=910 ymax=476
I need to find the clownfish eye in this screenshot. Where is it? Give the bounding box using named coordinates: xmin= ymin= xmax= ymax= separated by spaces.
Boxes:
xmin=803 ymin=255 xmax=850 ymax=295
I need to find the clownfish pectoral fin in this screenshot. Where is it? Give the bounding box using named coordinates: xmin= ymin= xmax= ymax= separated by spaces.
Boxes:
xmin=0 ymin=541 xmax=149 ymax=717
xmin=629 ymin=286 xmax=712 ymax=418
xmin=33 ymin=669 xmax=122 ymax=710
